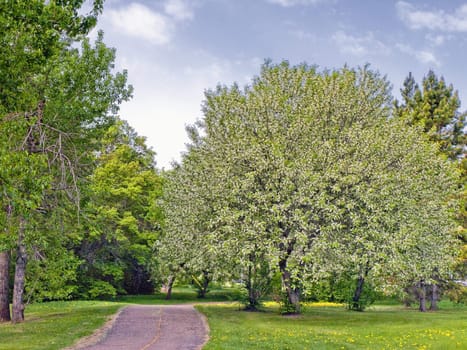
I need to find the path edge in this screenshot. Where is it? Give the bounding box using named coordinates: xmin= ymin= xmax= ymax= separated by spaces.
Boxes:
xmin=63 ymin=306 xmax=127 ymax=350
xmin=193 ymin=305 xmax=210 ymax=350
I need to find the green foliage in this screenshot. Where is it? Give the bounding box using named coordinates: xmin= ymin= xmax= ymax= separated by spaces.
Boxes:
xmin=159 ymin=160 xmax=228 ymax=299
xmin=238 ymin=255 xmax=274 ymax=311
xmin=347 ymin=284 xmax=378 ymax=312
xmin=87 ymin=280 xmax=118 ymax=300
xmin=395 ymin=71 xmax=466 ymax=307
xmin=278 ymin=292 xmax=303 ymax=315
xmin=0 ymin=0 xmax=132 ymax=321
xmin=76 ymin=119 xmax=163 ymax=297
xmin=166 ymin=61 xmax=458 ymax=314
xmin=304 ymin=275 xmax=378 ymax=311
xmin=445 ymin=284 xmax=467 ymax=304
xmin=395 ymin=70 xmax=466 ymax=160
xmin=116 ymin=286 xmax=242 ymax=304
xmin=454 ymin=158 xmax=467 ymax=282
xmin=26 ymin=247 xmax=80 ymax=302
xmin=191 ymin=272 xmax=211 ymax=298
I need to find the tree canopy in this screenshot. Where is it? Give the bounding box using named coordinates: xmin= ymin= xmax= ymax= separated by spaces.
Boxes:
xmin=0 ymin=0 xmax=131 ymax=322
xmin=163 ymin=62 xmax=459 ymax=313
xmin=395 ymin=70 xmax=467 ymax=307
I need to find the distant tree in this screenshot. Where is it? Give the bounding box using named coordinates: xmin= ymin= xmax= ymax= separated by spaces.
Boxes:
xmin=395 ymin=70 xmax=466 ymax=160
xmin=76 ymin=120 xmax=163 ymax=298
xmin=395 ymin=71 xmax=466 ymax=310
xmin=159 ymin=147 xmax=228 ymax=301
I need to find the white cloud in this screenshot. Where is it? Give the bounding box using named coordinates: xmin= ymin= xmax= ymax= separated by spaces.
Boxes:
xmin=267 ymin=0 xmax=325 ymax=7
xmin=107 ymin=3 xmax=172 ymax=45
xmin=425 ymin=34 xmax=446 ymax=47
xmin=396 ymin=1 xmax=467 ymax=32
xmin=416 ymin=51 xmax=439 ymax=65
xmin=396 ymin=43 xmax=440 ymax=67
xmin=290 ymin=29 xmax=317 ymax=41
xmin=116 ymin=52 xmax=259 ymax=168
xmin=332 ymin=30 xmax=390 ymax=56
xmin=164 ymin=0 xmax=194 ymax=21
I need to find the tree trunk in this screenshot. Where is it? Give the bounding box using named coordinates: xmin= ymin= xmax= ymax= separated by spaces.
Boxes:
xmin=0 ymin=251 xmax=11 ymax=322
xmin=418 ymin=281 xmax=427 ymax=312
xmin=165 ymin=275 xmax=175 ymax=300
xmin=198 ymin=270 xmax=210 ymax=299
xmin=1 ymin=202 xmax=13 ymax=323
xmin=429 ymin=284 xmax=439 ymax=311
xmin=279 ymin=261 xmax=300 ymax=314
xmin=12 ymin=219 xmax=27 ymax=323
xmin=403 ymin=285 xmax=416 ymax=307
xmin=328 ymin=272 xmax=337 ymax=302
xmin=245 ymin=264 xmax=258 ymax=311
xmin=351 ymin=276 xmax=365 ymax=311
xmin=134 ymin=266 xmax=143 ymax=293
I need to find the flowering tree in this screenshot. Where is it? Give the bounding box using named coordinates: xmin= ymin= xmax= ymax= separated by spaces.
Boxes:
xmin=163 ymin=62 xmax=458 ymax=313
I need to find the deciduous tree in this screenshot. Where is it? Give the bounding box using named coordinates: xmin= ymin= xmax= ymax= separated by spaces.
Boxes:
xmin=170 ymin=62 xmax=458 ymax=314
xmin=76 ymin=120 xmax=162 ymax=298
xmin=0 ymin=0 xmax=131 ymax=322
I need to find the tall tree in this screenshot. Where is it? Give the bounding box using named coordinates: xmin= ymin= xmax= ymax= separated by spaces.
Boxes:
xmin=395 ymin=71 xmax=466 ymax=310
xmin=168 ymin=62 xmax=458 ymax=314
xmin=395 ymin=70 xmax=466 ymax=160
xmin=76 ymin=120 xmax=163 ymax=298
xmin=159 ymin=146 xmax=228 ymax=301
xmin=456 ymin=159 xmax=467 ymax=300
xmin=0 ymin=0 xmax=131 ymax=322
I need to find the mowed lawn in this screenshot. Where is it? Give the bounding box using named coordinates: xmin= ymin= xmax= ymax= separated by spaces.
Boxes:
xmin=198 ymin=302 xmax=467 ymax=350
xmin=1 ymin=292 xmax=465 ymax=350
xmin=0 ymin=301 xmax=122 ymax=350
xmin=116 ymin=286 xmax=242 ymax=305
xmin=0 ymin=287 xmax=239 ymax=350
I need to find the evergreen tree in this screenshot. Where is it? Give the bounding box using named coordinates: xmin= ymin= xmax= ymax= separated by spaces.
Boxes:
xmin=395 ymin=70 xmax=466 ymax=160
xmin=395 ymin=71 xmax=467 ymax=310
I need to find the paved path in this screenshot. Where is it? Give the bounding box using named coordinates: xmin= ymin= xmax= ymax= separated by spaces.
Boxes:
xmin=70 ymin=305 xmax=208 ymax=350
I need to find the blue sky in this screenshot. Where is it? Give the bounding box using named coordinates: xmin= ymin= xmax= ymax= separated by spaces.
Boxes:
xmin=89 ymin=0 xmax=467 ymax=168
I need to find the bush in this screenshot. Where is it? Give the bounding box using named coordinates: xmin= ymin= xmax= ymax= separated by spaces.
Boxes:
xmin=445 ymin=283 xmax=467 ymax=304
xmin=278 ymin=291 xmax=303 ymax=315
xmin=87 ymin=280 xmax=117 ymax=299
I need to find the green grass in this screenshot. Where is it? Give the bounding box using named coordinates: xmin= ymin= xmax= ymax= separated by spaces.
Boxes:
xmin=2 ymin=291 xmax=465 ymax=350
xmin=198 ymin=301 xmax=467 ymax=350
xmin=0 ymin=287 xmax=241 ymax=350
xmin=0 ymin=300 xmax=123 ymax=350
xmin=116 ymin=286 xmax=242 ymax=304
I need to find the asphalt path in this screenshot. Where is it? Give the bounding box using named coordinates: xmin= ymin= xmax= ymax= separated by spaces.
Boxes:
xmin=68 ymin=304 xmax=208 ymax=350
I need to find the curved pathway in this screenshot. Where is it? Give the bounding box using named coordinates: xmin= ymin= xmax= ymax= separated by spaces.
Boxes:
xmin=69 ymin=305 xmax=208 ymax=350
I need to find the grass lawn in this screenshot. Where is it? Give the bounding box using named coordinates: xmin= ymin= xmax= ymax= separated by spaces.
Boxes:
xmin=116 ymin=286 xmax=242 ymax=304
xmin=0 ymin=286 xmax=240 ymax=350
xmin=197 ymin=301 xmax=467 ymax=350
xmin=0 ymin=300 xmax=122 ymax=350
xmin=1 ymin=289 xmax=465 ymax=350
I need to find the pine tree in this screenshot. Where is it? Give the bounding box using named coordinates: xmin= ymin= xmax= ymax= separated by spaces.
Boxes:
xmin=395 ymin=71 xmax=467 ymax=310
xmin=396 ymin=70 xmax=466 ymax=160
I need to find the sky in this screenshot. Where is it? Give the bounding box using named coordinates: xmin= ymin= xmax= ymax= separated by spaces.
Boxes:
xmin=88 ymin=0 xmax=467 ymax=169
